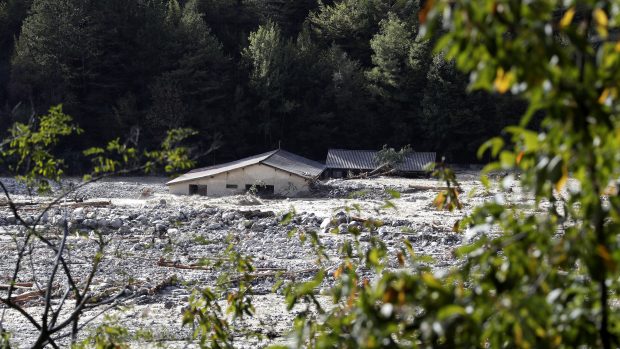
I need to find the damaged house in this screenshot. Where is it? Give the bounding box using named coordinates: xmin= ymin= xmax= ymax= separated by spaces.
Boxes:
xmin=167 ymin=149 xmax=325 ymax=197
xmin=325 ymin=149 xmax=436 ymax=178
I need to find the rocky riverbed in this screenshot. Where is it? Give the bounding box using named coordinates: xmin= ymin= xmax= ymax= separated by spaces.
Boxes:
xmin=0 ymin=172 xmax=505 ymax=347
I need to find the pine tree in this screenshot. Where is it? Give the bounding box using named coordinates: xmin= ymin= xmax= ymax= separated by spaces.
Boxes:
xmin=148 ymin=0 xmax=232 ymax=138
xmin=11 ymin=0 xmax=98 ymax=110
xmin=366 ymin=13 xmax=415 ymax=99
xmin=252 ymin=0 xmax=318 ymax=36
xmin=422 ymin=54 xmax=495 ymax=161
xmin=366 ymin=12 xmax=431 ymax=147
xmin=0 ymin=0 xmax=33 ymax=111
xmin=308 ymin=0 xmax=418 ymax=65
xmin=196 ymin=0 xmax=261 ymax=55
xmin=243 ymin=21 xmax=297 ymax=146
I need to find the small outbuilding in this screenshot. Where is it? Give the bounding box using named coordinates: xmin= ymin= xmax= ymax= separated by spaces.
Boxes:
xmin=167 ymin=149 xmax=325 ymax=197
xmin=325 ymin=149 xmax=436 ymax=178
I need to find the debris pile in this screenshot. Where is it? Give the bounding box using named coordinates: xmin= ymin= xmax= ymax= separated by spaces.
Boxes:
xmin=0 ymin=173 xmax=487 ymax=347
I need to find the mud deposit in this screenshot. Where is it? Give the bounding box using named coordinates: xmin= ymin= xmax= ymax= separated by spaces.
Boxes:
xmin=0 ymin=172 xmax=500 ymax=347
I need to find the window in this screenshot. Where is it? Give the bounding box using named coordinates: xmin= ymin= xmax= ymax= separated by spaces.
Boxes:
xmin=226 ymin=184 xmax=238 ymax=189
xmin=189 ymin=184 xmax=208 ymax=196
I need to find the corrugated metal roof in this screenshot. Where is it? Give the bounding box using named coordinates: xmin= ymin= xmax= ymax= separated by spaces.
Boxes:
xmin=167 ymin=149 xmax=325 ymax=185
xmin=325 ymin=149 xmax=377 ymax=170
xmin=398 ymin=152 xmax=436 ymax=171
xmin=263 ymin=150 xmax=326 ymax=178
xmin=325 ymin=149 xmax=436 ymax=172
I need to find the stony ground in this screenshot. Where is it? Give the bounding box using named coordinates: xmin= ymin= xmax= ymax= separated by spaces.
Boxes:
xmin=0 ymin=171 xmax=504 ymax=348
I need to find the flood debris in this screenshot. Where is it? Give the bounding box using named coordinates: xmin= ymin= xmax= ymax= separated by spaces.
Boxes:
xmin=0 ymin=171 xmax=504 ymax=347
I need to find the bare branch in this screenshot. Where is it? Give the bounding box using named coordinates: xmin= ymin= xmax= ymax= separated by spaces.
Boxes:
xmin=41 ymin=220 xmax=70 ymax=329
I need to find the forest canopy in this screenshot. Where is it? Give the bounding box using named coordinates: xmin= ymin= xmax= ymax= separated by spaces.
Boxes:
xmin=0 ymin=0 xmax=524 ymax=168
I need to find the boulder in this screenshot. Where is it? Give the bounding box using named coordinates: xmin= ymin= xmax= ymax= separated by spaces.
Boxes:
xmin=206 ymin=223 xmax=222 ymax=230
xmin=82 ymin=219 xmax=97 ymax=229
xmin=110 ymin=218 xmax=123 ymax=229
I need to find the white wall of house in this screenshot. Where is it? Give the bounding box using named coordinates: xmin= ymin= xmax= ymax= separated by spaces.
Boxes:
xmin=168 ymin=163 xmax=311 ymax=197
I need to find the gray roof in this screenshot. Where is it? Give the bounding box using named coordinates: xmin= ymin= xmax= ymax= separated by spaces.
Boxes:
xmin=325 ymin=149 xmax=436 ymax=172
xmin=167 ymin=149 xmax=325 ymax=185
xmin=262 ymin=150 xmax=326 ymax=178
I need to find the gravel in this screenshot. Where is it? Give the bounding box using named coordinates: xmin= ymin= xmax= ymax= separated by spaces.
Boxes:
xmin=0 ymin=172 xmax=507 ymax=347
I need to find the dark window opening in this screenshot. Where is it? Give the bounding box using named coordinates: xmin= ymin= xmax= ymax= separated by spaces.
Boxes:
xmin=189 ymin=184 xmax=208 ymax=196
xmin=245 ymin=184 xmax=275 ymax=196
xmin=226 ymin=184 xmax=238 ymax=189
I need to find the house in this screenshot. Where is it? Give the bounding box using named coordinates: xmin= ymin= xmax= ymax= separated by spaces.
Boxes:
xmin=167 ymin=149 xmax=325 ymax=197
xmin=325 ymin=149 xmax=436 ymax=178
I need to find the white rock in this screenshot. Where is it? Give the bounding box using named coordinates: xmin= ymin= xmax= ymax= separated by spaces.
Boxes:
xmin=378 ymin=226 xmax=390 ymax=236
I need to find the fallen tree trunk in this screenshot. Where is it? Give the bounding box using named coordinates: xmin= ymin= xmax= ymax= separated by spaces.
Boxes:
xmin=408 ymin=184 xmax=463 ymax=193
xmin=368 ymin=168 xmax=397 ymax=178
xmin=10 ymin=290 xmax=45 ymax=303
xmin=221 ymin=268 xmax=319 ymax=286
xmin=157 ymin=258 xmax=288 ymax=272
xmin=60 ymin=200 xmax=111 ymax=208
xmin=0 ymin=201 xmax=40 ymax=208
xmin=239 ymin=210 xmax=275 ymax=219
xmin=157 ymin=259 xmax=211 ymax=270
xmin=345 ymin=164 xmax=391 ymax=180
xmin=1 ymin=200 xmax=111 ymax=210
xmin=0 ymin=282 xmax=34 ymax=290
xmin=350 ymin=216 xmax=368 ymax=223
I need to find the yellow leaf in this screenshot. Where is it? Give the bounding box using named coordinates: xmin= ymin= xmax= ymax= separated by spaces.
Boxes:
xmin=597 ymin=244 xmax=616 ymax=271
xmin=603 ymin=183 xmax=618 ymax=196
xmin=397 ymin=252 xmax=405 ymax=267
xmin=494 ymin=67 xmax=515 ymax=94
xmin=452 ymin=219 xmax=461 ymax=232
xmin=560 ymin=7 xmax=575 ymax=28
xmin=398 ymin=290 xmax=406 ymax=305
xmin=516 ymin=151 xmax=525 ymax=165
xmin=333 ymin=266 xmax=343 ymax=279
xmin=599 ymin=88 xmax=611 ymax=105
xmin=594 ymin=8 xmax=608 ymax=27
xmin=383 ymin=288 xmax=396 ymax=303
xmin=347 ymin=293 xmax=357 ymax=307
xmin=433 ymin=192 xmax=446 ymax=209
xmin=594 ymin=8 xmax=609 ymax=38
xmin=422 ymin=272 xmax=442 ymax=288
xmin=615 ymin=41 xmax=620 ymax=52
xmin=514 ymin=323 xmax=523 ymax=346
xmin=555 ymin=165 xmax=568 ymax=192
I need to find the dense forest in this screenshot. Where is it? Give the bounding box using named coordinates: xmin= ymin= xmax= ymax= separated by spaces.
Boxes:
xmin=0 ymin=0 xmax=525 ymax=168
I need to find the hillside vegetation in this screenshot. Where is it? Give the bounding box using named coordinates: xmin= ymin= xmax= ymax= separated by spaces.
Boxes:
xmin=0 ymin=0 xmax=524 ymax=165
